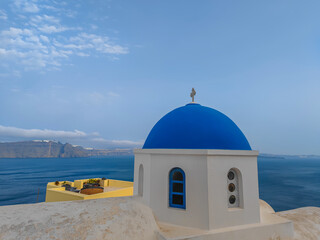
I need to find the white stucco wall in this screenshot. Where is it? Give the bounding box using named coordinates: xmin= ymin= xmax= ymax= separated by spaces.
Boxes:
xmin=133 ymin=152 xmax=151 ymax=205
xmin=134 ymin=149 xmax=260 ymax=230
xmin=149 ymin=153 xmax=209 ymax=229
xmin=134 ymin=150 xmax=210 ymax=229
xmin=207 ymin=153 xmax=260 ymax=229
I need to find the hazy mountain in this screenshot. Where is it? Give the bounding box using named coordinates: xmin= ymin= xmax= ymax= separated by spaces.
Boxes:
xmin=0 ymin=141 xmax=133 ymax=158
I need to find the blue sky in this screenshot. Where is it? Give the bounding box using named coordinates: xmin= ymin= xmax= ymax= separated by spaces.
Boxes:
xmin=0 ymin=0 xmax=320 ymax=154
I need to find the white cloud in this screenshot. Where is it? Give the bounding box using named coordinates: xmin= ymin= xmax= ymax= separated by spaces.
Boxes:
xmin=14 ymin=0 xmax=39 ymax=13
xmin=30 ymin=15 xmax=60 ymax=24
xmin=40 ymin=4 xmax=59 ymax=11
xmin=0 ymin=2 xmax=129 ymax=74
xmin=0 ymin=10 xmax=7 ymax=20
xmin=0 ymin=70 xmax=21 ymax=78
xmin=110 ymin=140 xmax=144 ymax=147
xmin=107 ymin=91 xmax=120 ymax=98
xmin=77 ymin=33 xmax=128 ymax=54
xmin=0 ymin=26 xmax=126 ymax=70
xmin=23 ymin=2 xmax=40 ymax=13
xmin=1 ymin=27 xmax=33 ymax=37
xmin=0 ymin=48 xmax=26 ymax=58
xmin=74 ymin=91 xmax=120 ymax=106
xmin=0 ymin=125 xmax=142 ymax=149
xmin=89 ymin=92 xmax=106 ymax=102
xmin=76 ymin=52 xmax=89 ymax=57
xmin=91 ymin=138 xmax=143 ymax=148
xmin=38 ymin=25 xmax=70 ymax=34
xmin=90 ymin=24 xmax=98 ymax=30
xmin=39 ymin=35 xmax=49 ymax=42
xmin=60 ymin=33 xmax=129 ymax=55
xmin=0 ymin=125 xmax=86 ymax=139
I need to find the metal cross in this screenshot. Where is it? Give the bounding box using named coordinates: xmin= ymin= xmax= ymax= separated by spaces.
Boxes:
xmin=190 ymin=88 xmax=196 ymax=102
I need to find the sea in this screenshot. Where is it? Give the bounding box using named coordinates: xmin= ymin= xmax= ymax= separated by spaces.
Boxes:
xmin=0 ymin=155 xmax=319 ymax=212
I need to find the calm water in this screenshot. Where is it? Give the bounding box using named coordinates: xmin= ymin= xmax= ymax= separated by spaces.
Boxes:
xmin=258 ymin=156 xmax=320 ymax=211
xmin=0 ymin=155 xmax=319 ymax=212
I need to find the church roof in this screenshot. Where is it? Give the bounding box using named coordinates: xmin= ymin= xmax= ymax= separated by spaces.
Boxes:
xmin=143 ymin=103 xmax=251 ymax=150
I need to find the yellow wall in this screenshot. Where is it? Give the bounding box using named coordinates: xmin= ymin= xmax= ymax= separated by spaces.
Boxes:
xmin=47 ymin=181 xmax=74 ymax=189
xmin=45 ymin=178 xmax=133 ymax=203
xmin=45 ymin=189 xmax=85 ymax=202
xmin=84 ymin=187 xmax=133 ymax=200
xmin=108 ymin=179 xmax=134 ymax=188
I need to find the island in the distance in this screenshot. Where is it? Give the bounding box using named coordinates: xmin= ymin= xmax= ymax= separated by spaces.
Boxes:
xmin=0 ymin=140 xmax=133 ymax=158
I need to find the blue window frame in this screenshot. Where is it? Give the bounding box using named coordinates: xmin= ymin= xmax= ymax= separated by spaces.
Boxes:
xmin=169 ymin=168 xmax=186 ymax=209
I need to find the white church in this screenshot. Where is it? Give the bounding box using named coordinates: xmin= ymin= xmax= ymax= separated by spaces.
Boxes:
xmin=1 ymin=89 xmax=319 ymax=240
xmin=133 ymin=89 xmax=294 ymax=239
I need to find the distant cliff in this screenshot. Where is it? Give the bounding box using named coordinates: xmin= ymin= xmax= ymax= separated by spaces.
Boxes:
xmin=0 ymin=141 xmax=133 ymax=158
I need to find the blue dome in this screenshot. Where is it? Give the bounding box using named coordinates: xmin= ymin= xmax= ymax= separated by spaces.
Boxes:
xmin=143 ymin=103 xmax=251 ymax=150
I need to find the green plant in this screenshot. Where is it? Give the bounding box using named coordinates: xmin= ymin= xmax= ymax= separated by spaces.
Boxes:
xmin=55 ymin=181 xmax=59 ymax=186
xmin=88 ymin=179 xmax=99 ymax=184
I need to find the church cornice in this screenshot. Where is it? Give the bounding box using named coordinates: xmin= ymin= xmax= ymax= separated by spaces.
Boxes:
xmin=134 ymin=148 xmax=259 ymax=157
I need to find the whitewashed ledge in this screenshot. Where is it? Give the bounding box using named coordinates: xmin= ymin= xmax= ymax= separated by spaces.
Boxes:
xmin=0 ymin=197 xmax=320 ymax=240
xmin=276 ymin=207 xmax=320 ymax=240
xmin=0 ymin=197 xmax=159 ymax=240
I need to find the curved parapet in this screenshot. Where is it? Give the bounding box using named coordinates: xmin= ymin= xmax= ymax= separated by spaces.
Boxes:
xmin=276 ymin=207 xmax=320 ymax=240
xmin=0 ymin=197 xmax=158 ymax=240
xmin=260 ymin=199 xmax=275 ymax=215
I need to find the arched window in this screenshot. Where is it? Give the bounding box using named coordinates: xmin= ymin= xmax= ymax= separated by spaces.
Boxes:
xmin=227 ymin=168 xmax=242 ymax=208
xmin=138 ymin=164 xmax=144 ymax=197
xmin=169 ymin=168 xmax=186 ymax=209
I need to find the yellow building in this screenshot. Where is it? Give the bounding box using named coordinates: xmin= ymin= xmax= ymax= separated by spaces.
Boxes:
xmin=46 ymin=178 xmax=133 ymax=202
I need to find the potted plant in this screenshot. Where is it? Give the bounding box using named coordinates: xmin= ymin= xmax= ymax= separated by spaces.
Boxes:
xmin=81 ymin=178 xmax=103 ymax=195
xmin=83 ymin=179 xmax=100 ymax=188
xmin=61 ymin=181 xmax=72 ymax=191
